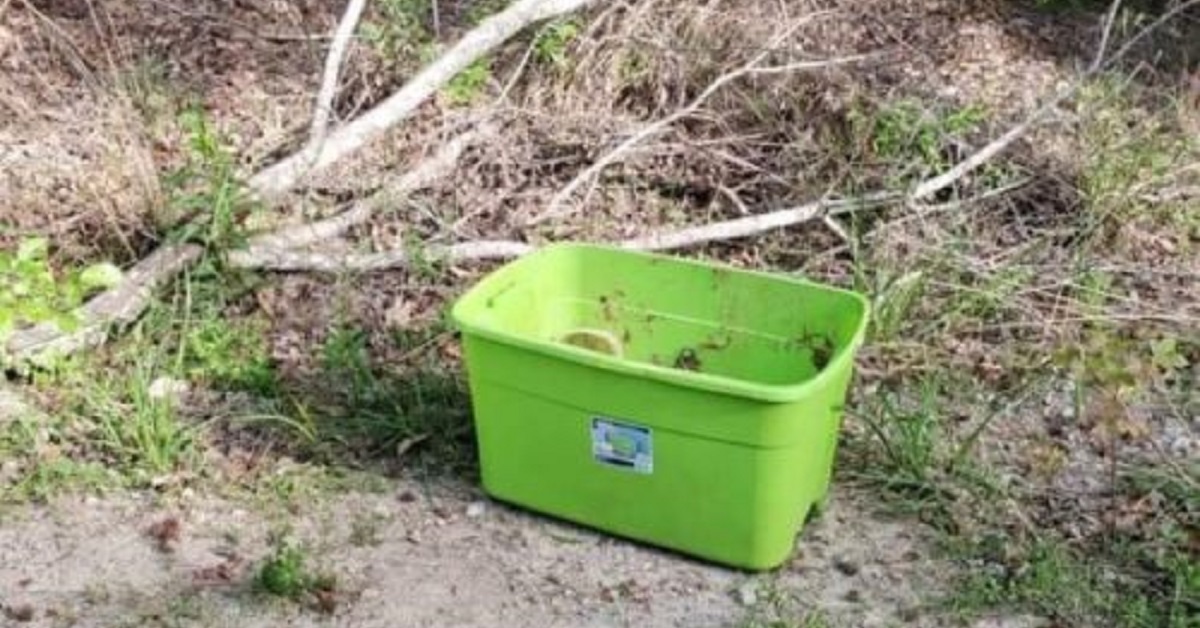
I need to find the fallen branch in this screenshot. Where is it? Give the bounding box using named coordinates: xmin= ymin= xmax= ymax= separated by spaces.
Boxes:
xmin=249 ymin=0 xmax=600 ymax=198
xmin=246 ymin=127 xmax=487 ymax=251
xmin=231 ymin=192 xmax=899 ymax=272
xmin=529 ymin=11 xmax=873 ymax=225
xmin=5 ymin=244 xmax=203 ymax=362
xmin=616 ymin=192 xmax=896 ymax=251
xmin=4 ymin=126 xmax=487 ymax=363
xmin=309 ymin=0 xmax=369 ymax=148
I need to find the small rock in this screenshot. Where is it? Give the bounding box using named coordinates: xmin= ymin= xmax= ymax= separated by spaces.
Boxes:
xmin=147 ymin=377 xmax=189 ymax=402
xmin=736 ymin=582 xmax=758 ymax=607
xmin=844 ymin=589 xmax=863 ymax=603
xmin=3 ymin=604 xmax=34 ymax=622
xmin=405 ymin=530 xmax=421 ymax=544
xmin=0 ymin=460 xmax=19 ymax=483
xmin=971 ymin=615 xmax=1047 ymax=628
xmin=833 ymin=558 xmax=860 ymax=576
xmin=397 ymin=490 xmax=417 ymax=503
xmin=466 ymin=501 xmax=487 ymax=518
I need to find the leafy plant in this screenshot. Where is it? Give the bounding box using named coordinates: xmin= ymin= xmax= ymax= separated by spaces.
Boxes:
xmin=0 ymin=237 xmax=121 ymax=365
xmin=851 ymin=100 xmax=987 ymax=187
xmin=256 ymin=542 xmax=311 ymax=598
xmin=444 ymin=59 xmax=491 ymax=105
xmin=255 ymin=536 xmax=338 ymax=610
xmin=184 ymin=316 xmax=276 ymax=395
xmin=362 ymin=0 xmax=430 ymax=63
xmin=162 ymin=108 xmax=256 ymax=254
xmin=533 ymin=19 xmax=581 ymax=69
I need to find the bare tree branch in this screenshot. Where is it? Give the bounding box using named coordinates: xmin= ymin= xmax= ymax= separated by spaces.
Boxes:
xmin=246 ymin=127 xmax=488 ymax=251
xmin=231 ymin=240 xmax=536 ymax=272
xmin=248 ymin=0 xmax=600 ymax=199
xmin=614 ymin=191 xmax=897 ymax=251
xmin=231 ymin=192 xmax=899 ymax=272
xmin=309 ymin=0 xmax=368 ymax=148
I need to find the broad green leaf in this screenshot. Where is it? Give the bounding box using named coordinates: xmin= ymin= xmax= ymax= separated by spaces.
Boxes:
xmin=53 ymin=312 xmax=80 ymax=332
xmin=16 ymin=237 xmax=49 ymax=262
xmin=79 ymin=262 xmax=123 ymax=290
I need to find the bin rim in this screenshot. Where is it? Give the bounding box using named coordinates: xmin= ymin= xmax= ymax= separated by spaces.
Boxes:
xmin=451 ymin=242 xmax=870 ymax=404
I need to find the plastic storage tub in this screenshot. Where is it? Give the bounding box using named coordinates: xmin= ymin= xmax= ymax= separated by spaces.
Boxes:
xmin=452 ymin=243 xmax=869 ymax=570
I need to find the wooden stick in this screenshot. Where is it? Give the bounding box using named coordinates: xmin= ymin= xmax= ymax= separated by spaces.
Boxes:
xmin=246 ymin=127 xmax=486 ymax=251
xmin=309 ymin=0 xmax=368 ymax=148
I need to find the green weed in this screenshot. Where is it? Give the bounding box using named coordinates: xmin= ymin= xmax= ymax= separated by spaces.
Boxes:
xmin=244 ymin=321 xmax=475 ymax=475
xmin=464 ymin=0 xmax=510 ymax=25
xmin=183 ymin=316 xmax=276 ymax=395
xmin=349 ymin=512 xmax=387 ymax=547
xmin=1075 ymin=78 xmax=1199 ymax=245
xmin=256 ymin=541 xmax=310 ymax=598
xmin=254 ymin=536 xmax=338 ymax=607
xmin=83 ymin=364 xmax=199 ymax=480
xmin=533 ymin=19 xmax=581 ymax=69
xmin=861 ymin=267 xmax=926 ymax=342
xmin=444 ymin=59 xmax=491 ymax=105
xmin=322 ymin=324 xmax=376 ymax=402
xmin=853 ymin=376 xmax=942 ymax=493
xmin=735 ymin=576 xmax=833 ymax=628
xmin=163 ymin=108 xmax=254 ymax=250
xmin=362 ymin=0 xmax=430 ymax=63
xmin=117 ymin=56 xmax=177 ymax=127
xmin=948 ymin=536 xmax=1196 ymax=627
xmin=851 ymin=100 xmax=988 ymax=189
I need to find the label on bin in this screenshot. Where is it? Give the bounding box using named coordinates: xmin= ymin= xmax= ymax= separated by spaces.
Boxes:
xmin=591 ymin=417 xmax=653 ymax=474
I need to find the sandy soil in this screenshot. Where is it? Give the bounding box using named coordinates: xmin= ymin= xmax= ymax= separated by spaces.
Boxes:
xmin=0 ymin=480 xmax=954 ymax=628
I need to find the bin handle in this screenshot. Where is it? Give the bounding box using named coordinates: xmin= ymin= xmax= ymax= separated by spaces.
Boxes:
xmin=559 ymin=328 xmax=624 ymax=358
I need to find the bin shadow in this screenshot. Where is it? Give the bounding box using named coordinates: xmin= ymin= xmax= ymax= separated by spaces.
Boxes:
xmin=203 ymin=336 xmax=480 ymax=486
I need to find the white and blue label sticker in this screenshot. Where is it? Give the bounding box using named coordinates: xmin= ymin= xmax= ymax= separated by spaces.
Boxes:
xmin=591 ymin=417 xmax=653 ymax=474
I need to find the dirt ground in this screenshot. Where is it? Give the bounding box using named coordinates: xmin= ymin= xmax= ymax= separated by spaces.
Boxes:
xmin=0 ymin=481 xmax=955 ymax=628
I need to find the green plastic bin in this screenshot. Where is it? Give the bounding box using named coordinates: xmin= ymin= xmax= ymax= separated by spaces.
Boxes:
xmin=452 ymin=243 xmax=869 ymax=570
